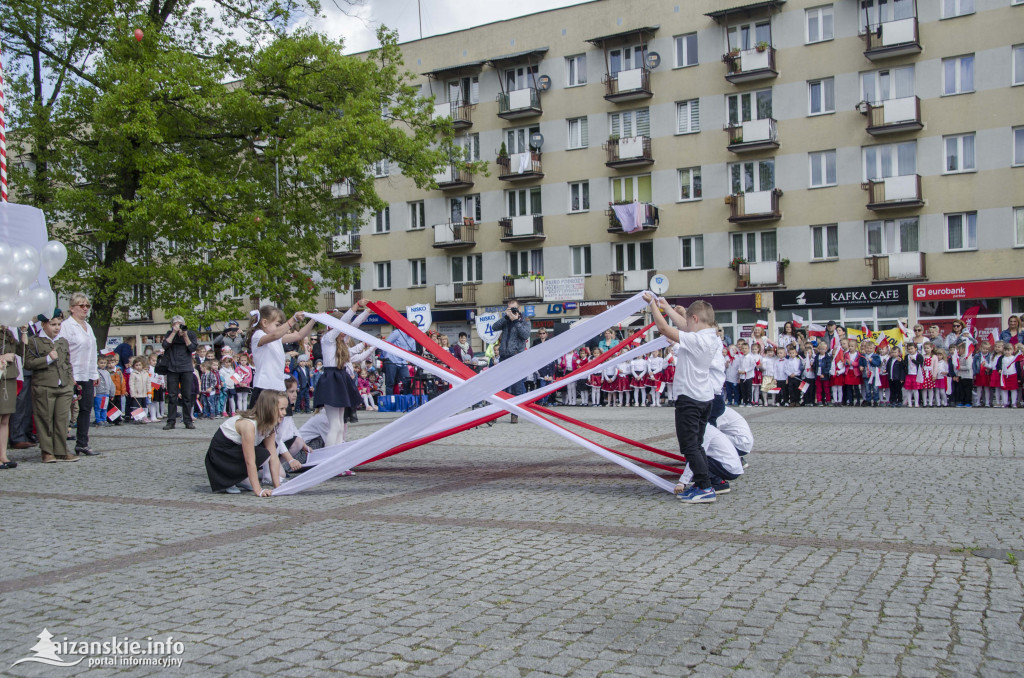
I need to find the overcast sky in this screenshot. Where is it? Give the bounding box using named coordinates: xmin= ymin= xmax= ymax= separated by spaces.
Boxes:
xmin=299 ymin=0 xmax=593 ymax=53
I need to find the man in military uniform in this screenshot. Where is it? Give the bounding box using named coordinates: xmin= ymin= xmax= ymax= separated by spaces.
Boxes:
xmin=24 ymin=313 xmax=78 ymax=463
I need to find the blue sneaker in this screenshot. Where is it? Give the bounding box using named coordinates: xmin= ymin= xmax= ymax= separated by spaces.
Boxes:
xmin=677 ymin=485 xmax=716 ymax=503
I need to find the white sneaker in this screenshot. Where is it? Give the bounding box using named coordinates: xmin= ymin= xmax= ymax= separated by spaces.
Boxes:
xmin=224 ymin=486 xmax=241 ymax=494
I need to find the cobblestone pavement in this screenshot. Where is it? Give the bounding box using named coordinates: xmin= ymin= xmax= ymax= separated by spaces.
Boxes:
xmin=1 ymin=404 xmax=1023 ymax=677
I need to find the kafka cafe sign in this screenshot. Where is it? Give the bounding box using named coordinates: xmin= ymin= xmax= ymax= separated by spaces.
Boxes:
xmin=774 ymin=285 xmax=907 ymax=309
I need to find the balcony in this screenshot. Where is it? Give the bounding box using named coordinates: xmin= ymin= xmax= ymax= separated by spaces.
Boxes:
xmin=725 ymin=119 xmax=779 ymax=153
xmin=497 ymin=151 xmax=543 ymax=181
xmin=862 ymin=97 xmax=923 ymax=136
xmin=607 ymin=202 xmax=659 ymax=233
xmin=431 ymin=221 xmax=478 ymax=249
xmin=431 ymin=101 xmax=474 ymax=129
xmin=864 ymin=18 xmax=921 ymax=61
xmin=608 ymin=270 xmax=654 ymax=297
xmin=603 ymin=68 xmax=653 ymax=102
xmin=502 ymin=276 xmax=544 ymax=302
xmin=864 ymin=175 xmax=923 ymax=211
xmin=329 ymin=180 xmax=353 ymax=199
xmin=866 ymin=252 xmax=926 ymax=282
xmin=497 ymin=87 xmax=542 ymax=119
xmin=736 ymin=261 xmax=785 ymax=290
xmin=723 ymin=46 xmax=777 ymax=84
xmin=435 ymin=282 xmax=477 ymax=306
xmin=433 ymin=163 xmax=474 ymax=191
xmin=604 ymin=136 xmax=654 ymax=168
xmin=327 ymin=233 xmax=361 ymax=260
xmin=499 ymin=215 xmax=545 ymax=243
xmin=727 ymin=189 xmax=782 ymax=224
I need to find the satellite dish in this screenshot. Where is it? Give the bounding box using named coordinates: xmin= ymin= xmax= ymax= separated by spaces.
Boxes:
xmin=529 ymin=132 xmax=544 ymax=150
xmin=649 ymin=273 xmax=669 ymax=295
xmin=537 ymin=74 xmax=552 ymax=91
xmin=646 ymin=52 xmax=661 ymax=69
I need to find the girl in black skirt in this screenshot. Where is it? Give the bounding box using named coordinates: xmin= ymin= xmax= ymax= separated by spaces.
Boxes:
xmin=314 ymin=328 xmax=363 ymax=447
xmin=204 ymin=389 xmax=287 ymax=496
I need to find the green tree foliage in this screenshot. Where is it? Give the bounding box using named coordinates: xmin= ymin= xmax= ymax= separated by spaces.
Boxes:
xmin=3 ymin=0 xmax=472 ymax=346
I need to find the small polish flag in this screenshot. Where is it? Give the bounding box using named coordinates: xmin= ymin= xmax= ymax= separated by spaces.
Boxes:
xmin=196 ymin=397 xmax=203 ymax=413
xmin=766 ymin=387 xmax=781 ymax=394
xmin=101 ymin=348 xmax=116 ymax=356
xmin=791 ymin=314 xmax=805 ymax=329
xmin=131 ymin=407 xmax=147 ymax=421
xmin=897 ymin=319 xmax=910 ymax=340
xmin=107 ymin=405 xmax=123 ymax=421
xmin=755 ymin=320 xmax=768 ymax=329
xmin=860 ymin=322 xmax=872 ymax=340
xmin=877 ymin=336 xmax=890 ymax=351
xmin=798 ymin=381 xmax=810 ymax=394
xmin=230 ymin=371 xmax=243 ymax=385
xmin=99 ymin=396 xmax=109 ymax=410
xmin=808 ymin=323 xmax=826 ymax=338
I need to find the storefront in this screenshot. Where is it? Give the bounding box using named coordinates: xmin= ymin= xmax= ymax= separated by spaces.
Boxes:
xmin=912 ymin=279 xmax=1024 ymax=343
xmin=773 ymin=285 xmax=909 ymax=335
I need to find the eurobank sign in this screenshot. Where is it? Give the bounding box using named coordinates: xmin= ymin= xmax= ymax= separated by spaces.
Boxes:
xmin=912 ymin=278 xmax=1024 ymax=301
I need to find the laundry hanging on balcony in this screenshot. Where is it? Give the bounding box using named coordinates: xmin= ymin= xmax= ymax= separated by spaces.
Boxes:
xmin=514 ymin=152 xmax=531 ymax=173
xmin=611 ymin=201 xmax=657 ymax=233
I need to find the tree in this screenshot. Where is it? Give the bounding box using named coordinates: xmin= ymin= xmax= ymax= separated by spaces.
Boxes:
xmin=3 ymin=0 xmax=473 ymax=347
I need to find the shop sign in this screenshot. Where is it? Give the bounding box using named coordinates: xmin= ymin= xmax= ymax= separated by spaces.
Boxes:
xmin=542 ymin=277 xmax=586 ymax=302
xmin=775 ymin=285 xmax=906 ymax=308
xmin=912 ymin=279 xmax=1024 ymax=301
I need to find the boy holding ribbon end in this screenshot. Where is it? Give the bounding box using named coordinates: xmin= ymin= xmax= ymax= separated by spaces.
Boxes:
xmin=643 ymin=292 xmax=721 ymax=503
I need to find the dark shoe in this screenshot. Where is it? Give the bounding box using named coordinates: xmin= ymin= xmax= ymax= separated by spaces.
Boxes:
xmin=184 ymin=422 xmax=196 ymax=430
xmin=1 ymin=460 xmax=18 ymax=469
xmin=710 ymin=478 xmax=731 ymax=495
xmin=76 ymin=447 xmax=100 ymax=456
xmin=27 ymin=434 xmax=39 ymax=444
xmin=163 ymin=422 xmax=176 ymax=430
xmin=12 ymin=441 xmax=34 ymax=449
xmin=510 ymin=414 xmax=518 ymax=424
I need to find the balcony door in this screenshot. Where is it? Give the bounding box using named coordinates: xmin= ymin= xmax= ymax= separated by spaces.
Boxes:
xmin=731 ymin=230 xmax=777 ymax=263
xmin=506 ymin=125 xmax=540 ymax=154
xmin=729 ymin=160 xmax=775 ymax=194
xmin=609 ymin=45 xmax=646 ymax=75
xmin=613 ymin=241 xmax=654 ymax=272
xmin=863 ymin=141 xmax=916 ymax=181
xmin=861 ymin=66 xmax=914 ymax=104
xmin=866 ymin=218 xmax=919 ymax=255
xmin=447 ymin=76 xmax=479 ymax=104
xmin=860 ymin=0 xmax=916 ymax=31
xmin=507 ymin=187 xmax=542 ymax=217
xmin=504 ymin=65 xmax=538 ymax=91
xmin=727 ymin=89 xmax=772 ymax=125
xmin=508 ymin=249 xmax=544 ymax=276
xmin=611 ymin=175 xmax=652 ymax=203
xmin=609 ymin=108 xmax=650 ymax=138
xmin=727 ymin=21 xmax=770 ymax=51
xmin=449 ymin=194 xmax=481 ymax=224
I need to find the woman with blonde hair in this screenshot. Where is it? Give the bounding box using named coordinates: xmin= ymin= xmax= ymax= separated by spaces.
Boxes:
xmin=58 ymin=292 xmax=101 ymax=455
xmin=204 ymin=390 xmax=287 ymax=496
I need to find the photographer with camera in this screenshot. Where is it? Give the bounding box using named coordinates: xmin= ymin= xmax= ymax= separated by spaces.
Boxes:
xmin=491 ymin=300 xmax=532 ymax=423
xmin=162 ymin=315 xmax=199 ymax=430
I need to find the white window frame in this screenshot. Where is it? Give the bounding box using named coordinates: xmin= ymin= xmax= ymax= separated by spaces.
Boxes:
xmin=809 ymin=150 xmax=837 ymax=188
xmin=450 ymin=254 xmax=483 ymax=284
xmin=372 ymin=158 xmax=389 ymax=178
xmin=678 ymin=167 xmax=702 ymax=202
xmin=504 ymin=65 xmax=538 ymax=92
xmin=1015 ymin=207 xmax=1024 ymax=248
xmin=805 ymin=5 xmax=834 ymax=44
xmin=726 ymin=20 xmax=771 ymax=51
xmin=506 ymin=124 xmax=540 ymax=154
xmin=570 ymin=245 xmax=592 ymax=276
xmin=569 ymin=181 xmax=590 ymax=213
xmin=609 ymin=108 xmax=651 ymax=139
xmin=449 ymin=194 xmax=481 ymax=224
xmin=374 ymin=261 xmax=391 ymax=290
xmin=862 ymin=141 xmax=917 ymax=181
xmin=942 ymin=55 xmax=975 ymax=96
xmin=1016 ymin=127 xmax=1024 ymax=167
xmin=409 ymin=201 xmax=425 ymax=230
xmin=730 ymin=230 xmax=778 ymax=264
xmin=674 ymin=33 xmax=698 ymax=68
xmin=455 ymin=133 xmax=480 ymax=162
xmin=612 ymin=240 xmax=654 ymax=273
xmin=567 ymin=117 xmax=589 ymax=149
xmin=609 ymin=44 xmax=646 ymax=76
xmin=1014 ymin=45 xmax=1024 ymax=87
xmin=447 ymin=76 xmax=479 ymax=104
xmin=859 ymin=0 xmax=917 ymax=33
xmin=506 ymin=187 xmax=542 ymax=217
xmin=944 ymin=212 xmax=977 ymax=252
xmin=507 ymin=249 xmax=544 ymax=277
xmin=941 ymin=0 xmax=974 ymax=19
xmin=679 ymin=235 xmax=705 ymax=270
xmin=811 ymin=224 xmax=839 ymax=260
xmin=727 ymin=89 xmax=773 ymax=125
xmin=861 ymin=65 xmax=915 ymax=104
xmin=675 ymin=99 xmax=700 ymax=134
xmin=410 ymin=258 xmax=427 ymax=287
xmin=808 ymin=77 xmax=835 ymax=116
xmin=566 ymin=54 xmax=587 ymax=87
xmin=943 ymin=133 xmax=976 ymax=174
xmin=373 ymin=206 xmax=390 ymax=234
xmin=611 ymin=174 xmax=652 ymax=203
xmin=729 ymin=159 xmax=775 ymax=194
xmin=865 ymin=218 xmax=920 ymax=256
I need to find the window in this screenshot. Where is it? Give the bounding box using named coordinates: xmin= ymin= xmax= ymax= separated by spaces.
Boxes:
xmin=609 ymin=45 xmax=646 ymax=75
xmin=508 ymin=249 xmax=544 ymax=276
xmin=678 ymin=167 xmax=702 ymax=201
xmin=1015 ymin=45 xmax=1024 ymax=86
xmin=566 ymin=54 xmax=587 ymax=87
xmin=374 ymin=206 xmax=390 ymax=234
xmin=569 ymin=181 xmax=590 ymax=213
xmin=866 ymin=218 xmax=919 ymax=255
xmin=410 ymin=259 xmax=427 ymax=286
xmin=731 ymin=230 xmax=777 ymax=263
xmin=679 ymin=236 xmax=704 ymax=269
xmin=675 ymin=99 xmax=700 ymax=134
xmin=450 ymin=254 xmax=483 ymax=283
xmin=811 ymin=224 xmax=839 ymax=260
xmin=374 ymin=261 xmax=391 ymax=289
xmin=409 ymin=201 xmax=425 ymax=230
xmin=808 ymin=78 xmax=835 ymax=115
xmin=674 ymin=33 xmax=698 ymax=67
xmin=504 ymin=64 xmax=538 ymax=91
xmin=729 ymin=159 xmax=775 ymax=194
xmin=861 ymin=65 xmax=914 ymax=103
xmin=941 ymin=0 xmax=974 ymax=18
xmin=611 ymin=174 xmax=652 ymax=203
xmin=805 ymin=5 xmax=834 ymax=43
xmin=448 ymin=76 xmax=479 ymax=104
xmin=727 ymin=89 xmax=772 ymax=124
xmin=1015 ymin=127 xmax=1024 ymax=166
xmin=1016 ymin=207 xmax=1024 ymax=247
xmin=863 ymin=141 xmax=916 ymax=180
xmin=507 ymin=187 xmax=542 ymax=217
xmin=727 ymin=20 xmax=771 ymax=51
xmin=506 ymin=124 xmax=540 ymax=154
xmin=942 ymin=55 xmax=974 ymax=95
xmin=945 ymin=212 xmax=977 ymax=251
xmin=455 ymin=133 xmax=480 ymax=161
xmin=570 ymin=245 xmax=592 ymax=276
xmin=809 ymin=150 xmax=837 ymax=188
xmin=612 ymin=241 xmax=654 ymax=272
xmin=568 ymin=117 xmax=589 ymax=149
xmin=372 ymin=159 xmax=389 ymax=177
xmin=943 ymin=133 xmax=976 ymax=173
xmin=609 ymin=108 xmax=650 ymax=139
xmin=449 ymin=194 xmax=481 ymax=223
xmin=859 ymin=0 xmax=916 ymax=32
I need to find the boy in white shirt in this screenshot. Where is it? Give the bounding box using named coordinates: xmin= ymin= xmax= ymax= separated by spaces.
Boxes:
xmin=782 ymin=344 xmax=803 ymax=406
xmin=644 ymin=292 xmax=721 ymax=503
xmin=735 ymin=341 xmax=756 ymax=407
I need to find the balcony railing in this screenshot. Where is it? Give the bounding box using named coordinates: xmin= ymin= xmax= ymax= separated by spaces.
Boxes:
xmin=604 ymin=136 xmax=654 ymax=168
xmin=864 ymin=18 xmax=921 ymax=60
xmin=602 ymin=67 xmax=653 ymax=102
xmin=727 ymin=189 xmax=783 ymax=224
xmin=502 ymin=276 xmax=544 ymax=302
xmin=863 ymin=96 xmax=923 ymax=135
xmin=435 ymin=282 xmax=477 ymax=306
xmin=325 ymin=289 xmax=363 ymax=310
xmin=864 ymin=175 xmax=923 ymax=210
xmin=725 ymin=118 xmax=779 ymax=153
xmin=499 ymin=215 xmax=545 ymax=242
xmin=497 ymin=151 xmax=543 ymax=180
xmin=433 ymin=164 xmax=474 ymax=190
xmin=608 ymin=270 xmax=654 ymax=297
xmin=431 ymin=101 xmax=474 ymax=129
xmin=723 ymin=46 xmax=778 ymax=84
xmin=866 ymin=252 xmax=926 ymax=282
xmin=736 ymin=261 xmax=785 ymax=289
xmin=497 ymin=87 xmax=542 ymax=119
xmin=432 ymin=221 xmax=478 ymax=249
xmin=606 ymin=202 xmax=659 ymax=233
xmin=327 ymin=233 xmax=361 ymax=260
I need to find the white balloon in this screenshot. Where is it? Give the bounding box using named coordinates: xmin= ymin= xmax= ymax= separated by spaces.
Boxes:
xmin=0 ymin=300 xmax=16 ymax=327
xmin=13 ymin=301 xmax=36 ymax=327
xmin=41 ymin=241 xmax=68 ymax=277
xmin=0 ymin=274 xmax=18 ymax=302
xmin=0 ymin=243 xmax=13 ymax=269
xmin=12 ymin=258 xmax=40 ymax=290
xmin=19 ymin=244 xmax=41 ymax=269
xmin=27 ymin=287 xmax=51 ymax=317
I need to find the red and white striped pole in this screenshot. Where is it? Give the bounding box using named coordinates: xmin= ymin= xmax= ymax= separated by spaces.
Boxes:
xmin=0 ymin=38 xmax=8 ymax=203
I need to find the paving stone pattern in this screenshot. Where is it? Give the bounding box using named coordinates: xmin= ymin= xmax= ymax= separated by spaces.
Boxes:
xmin=1 ymin=406 xmax=1023 ymax=677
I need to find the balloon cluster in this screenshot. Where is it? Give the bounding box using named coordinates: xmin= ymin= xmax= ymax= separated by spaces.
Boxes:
xmin=0 ymin=241 xmax=67 ymax=327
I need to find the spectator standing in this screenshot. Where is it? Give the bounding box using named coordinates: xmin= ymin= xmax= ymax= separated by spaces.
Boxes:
xmin=58 ymin=293 xmax=101 ymax=456
xmin=945 ymin=320 xmax=972 ymax=350
xmin=382 ymin=327 xmax=416 ymax=395
xmin=999 ymin=315 xmax=1023 ymax=346
xmin=162 ymin=314 xmax=199 ymax=430
xmin=212 ymin=320 xmax=245 ymax=355
xmin=8 ymin=320 xmax=40 ymax=450
xmin=491 ymin=299 xmax=532 ymax=423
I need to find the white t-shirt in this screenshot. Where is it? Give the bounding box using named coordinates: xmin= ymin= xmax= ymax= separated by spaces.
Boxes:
xmin=709 ymin=348 xmax=726 ymax=395
xmin=252 ymin=329 xmax=286 ymax=390
xmin=680 ymin=423 xmax=745 ymax=484
xmin=671 ymin=328 xmax=720 ymax=402
xmin=219 ymin=415 xmax=268 ymax=445
xmin=58 ymin=318 xmax=99 ymax=381
xmin=715 ymin=407 xmax=754 ymax=454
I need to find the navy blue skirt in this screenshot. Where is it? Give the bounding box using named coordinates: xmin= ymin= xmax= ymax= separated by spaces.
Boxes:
xmin=313 ymin=366 xmax=360 ymax=409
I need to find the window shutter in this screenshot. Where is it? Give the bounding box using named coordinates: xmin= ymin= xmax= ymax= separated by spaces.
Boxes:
xmin=580 ymin=117 xmax=589 ymax=147
xmin=690 ymin=100 xmax=700 ymax=132
xmin=638 ymin=175 xmax=652 ymax=203
xmin=636 ymin=109 xmax=650 ymax=137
